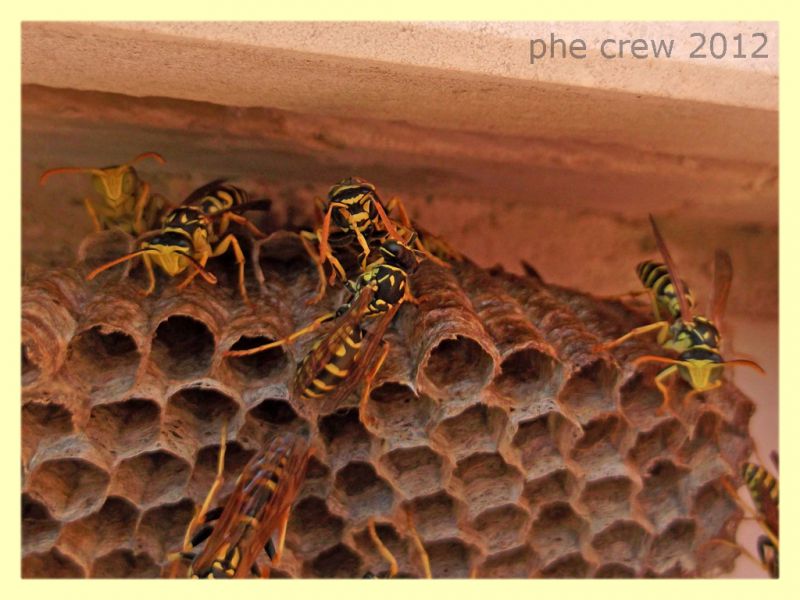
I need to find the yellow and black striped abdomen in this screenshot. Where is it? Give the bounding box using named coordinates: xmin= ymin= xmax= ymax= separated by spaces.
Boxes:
xmin=743 ymin=462 xmax=779 ymax=510
xmin=296 ymin=324 xmax=364 ymax=401
xmin=636 ymin=260 xmax=695 ymax=319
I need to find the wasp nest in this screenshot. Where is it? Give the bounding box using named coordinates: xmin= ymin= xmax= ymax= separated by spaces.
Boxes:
xmin=21 ymin=229 xmax=755 ymax=578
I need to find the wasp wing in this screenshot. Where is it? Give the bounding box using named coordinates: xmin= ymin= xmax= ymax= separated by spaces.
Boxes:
xmin=235 ymin=436 xmax=312 ymax=577
xmin=711 ymin=249 xmax=733 ymax=328
xmin=319 ymin=301 xmax=401 ymax=416
xmin=181 ymin=178 xmax=230 ymax=206
xmin=649 ymin=214 xmax=692 ymax=320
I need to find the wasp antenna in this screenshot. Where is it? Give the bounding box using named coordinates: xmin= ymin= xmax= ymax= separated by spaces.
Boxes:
xmin=131 ymin=151 xmax=166 ymax=165
xmin=722 ymin=359 xmax=766 ymax=374
xmin=86 ymin=249 xmax=151 ymax=280
xmin=631 ymin=354 xmax=685 ymax=368
xmin=39 ymin=166 xmax=106 ymax=186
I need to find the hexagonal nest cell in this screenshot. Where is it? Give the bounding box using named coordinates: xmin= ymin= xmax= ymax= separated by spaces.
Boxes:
xmin=22 ymin=224 xmax=758 ymax=579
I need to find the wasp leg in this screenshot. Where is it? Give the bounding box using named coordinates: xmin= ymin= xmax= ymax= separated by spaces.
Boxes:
xmin=652 ymin=365 xmax=678 ymax=416
xmin=224 ymin=311 xmax=336 ymax=357
xmin=720 ymin=479 xmax=780 ymax=549
xmin=385 ymin=196 xmax=413 ymax=230
xmin=133 ymin=182 xmax=150 ymax=235
xmin=299 ymin=231 xmax=330 ymax=305
xmin=211 ymin=234 xmax=249 ymax=303
xmin=139 ymin=253 xmax=157 ymax=296
xmin=359 ymin=341 xmax=391 ymax=428
xmin=594 ymin=321 xmax=670 ymax=353
xmin=176 ymin=423 xmax=227 ymax=574
xmin=372 ymin=196 xmax=403 ymax=242
xmin=338 ymin=207 xmax=372 ymax=270
xmin=176 ymin=252 xmax=210 ymax=291
xmin=683 ymin=380 xmax=722 ymax=409
xmin=227 ymin=212 xmax=268 ymax=239
xmin=271 ymin=506 xmax=291 ymax=566
xmin=83 ymin=197 xmax=103 ymax=232
xmin=405 ymin=510 xmax=431 ymax=579
xmin=368 ymin=517 xmax=398 ymax=578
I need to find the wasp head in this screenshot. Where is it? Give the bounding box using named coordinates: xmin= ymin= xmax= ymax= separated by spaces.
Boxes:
xmin=142 ymin=232 xmax=195 ymax=276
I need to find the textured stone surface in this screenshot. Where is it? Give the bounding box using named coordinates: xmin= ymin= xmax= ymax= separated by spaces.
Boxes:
xmin=21 ymin=230 xmax=756 ymax=578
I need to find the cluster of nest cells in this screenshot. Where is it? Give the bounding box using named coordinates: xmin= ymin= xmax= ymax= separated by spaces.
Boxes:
xmin=22 ymin=224 xmax=757 ymax=579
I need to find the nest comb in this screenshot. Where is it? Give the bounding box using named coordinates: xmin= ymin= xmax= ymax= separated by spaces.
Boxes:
xmin=21 ymin=229 xmax=756 ymax=578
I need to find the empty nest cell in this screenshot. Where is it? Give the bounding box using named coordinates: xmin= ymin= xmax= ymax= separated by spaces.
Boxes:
xmin=286 ymin=496 xmax=345 ymax=556
xmin=476 ymin=545 xmax=537 ymax=578
xmin=151 ymin=315 xmax=215 ymax=379
xmin=26 ymin=457 xmax=110 ymax=522
xmin=318 ymin=408 xmax=372 ymax=471
xmin=590 ymin=520 xmax=650 ymax=568
xmin=22 ymin=547 xmax=85 ymax=579
xmin=110 ymin=450 xmax=191 ymax=507
xmin=691 ymin=481 xmax=742 ymax=544
xmin=363 ymin=382 xmax=435 ymax=446
xmin=85 ymin=397 xmax=160 ymax=458
xmin=636 ymin=459 xmax=691 ymax=532
xmin=422 ymin=335 xmax=495 ymax=398
xmin=522 ymin=468 xmax=578 ymax=512
xmin=511 ymin=412 xmax=575 ymax=478
xmin=57 ymin=496 xmax=139 ymax=565
xmin=22 ymin=493 xmax=61 ymax=556
xmin=647 ymin=518 xmax=697 ymax=575
xmin=471 ymin=503 xmax=531 ymax=554
xmin=332 ymin=461 xmax=395 ymax=520
xmin=305 ymin=543 xmax=363 ymax=578
xmin=432 ymin=403 xmax=509 ymax=462
xmin=65 ymin=324 xmax=141 ymax=394
xmin=90 ymin=549 xmax=162 ymax=578
xmin=134 ymin=498 xmax=195 ymax=560
xmin=164 ymin=385 xmax=239 ymax=448
xmin=570 ymin=415 xmax=630 ymax=481
xmin=579 ymin=476 xmax=635 ymax=532
xmin=22 ymin=401 xmax=74 ymax=465
xmin=452 ymin=452 xmax=523 ymax=517
xmin=239 ymin=397 xmax=310 ymax=447
xmin=529 ymin=502 xmax=589 ymax=565
xmin=407 ymin=491 xmax=463 ymax=542
xmin=556 ymin=360 xmax=617 ymax=424
xmin=424 ymin=537 xmax=475 ymax=578
xmin=537 ymin=552 xmax=592 ymax=578
xmin=493 ymin=347 xmax=559 ymax=404
xmin=379 ymin=445 xmax=445 ymax=499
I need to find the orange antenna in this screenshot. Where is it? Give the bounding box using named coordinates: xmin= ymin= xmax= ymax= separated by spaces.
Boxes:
xmin=721 ymin=359 xmax=765 ymax=374
xmin=39 ymin=166 xmax=106 ymax=186
xmin=131 ymin=151 xmax=166 ymax=166
xmin=86 ymin=249 xmax=153 ymax=280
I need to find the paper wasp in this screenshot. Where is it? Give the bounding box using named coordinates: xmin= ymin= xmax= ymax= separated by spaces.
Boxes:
xmin=363 ymin=512 xmax=432 ymax=579
xmin=168 ymin=429 xmax=313 ymax=578
xmin=595 ymin=215 xmax=764 ymax=414
xmin=300 ymin=176 xmax=448 ymax=303
xmin=711 ymin=451 xmax=779 ymax=577
xmin=226 ymin=236 xmax=421 ymax=419
xmin=86 ymin=179 xmax=270 ymax=303
xmin=39 ymin=151 xmax=169 ymax=235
